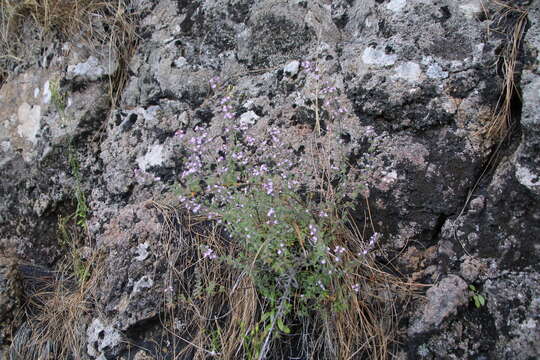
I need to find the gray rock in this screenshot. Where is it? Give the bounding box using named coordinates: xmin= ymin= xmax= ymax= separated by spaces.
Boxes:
xmin=516 ymin=2 xmax=540 ymax=196
xmin=284 ymin=60 xmax=300 ymax=76
xmin=86 ymin=318 xmax=123 ymax=359
xmin=0 ymin=0 xmax=538 ymax=359
xmin=0 ymin=256 xmax=22 ymax=348
xmin=409 ymin=275 xmax=469 ymax=336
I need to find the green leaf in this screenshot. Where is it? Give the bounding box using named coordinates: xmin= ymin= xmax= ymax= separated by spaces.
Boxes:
xmin=478 ymin=295 xmax=486 ymax=306
xmin=277 ymin=318 xmax=290 ymax=334
xmin=261 ymin=311 xmax=274 ymax=322
xmin=469 ymin=284 xmax=476 ymax=291
xmin=474 ymin=296 xmax=481 ymax=308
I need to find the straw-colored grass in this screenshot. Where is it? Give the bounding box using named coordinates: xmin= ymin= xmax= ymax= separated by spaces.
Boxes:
xmin=483 ymin=0 xmax=528 ymax=141
xmin=0 ymin=0 xmax=137 ymax=107
xmin=149 ymin=198 xmax=418 ymax=360
xmin=10 ymin=253 xmax=103 ymax=360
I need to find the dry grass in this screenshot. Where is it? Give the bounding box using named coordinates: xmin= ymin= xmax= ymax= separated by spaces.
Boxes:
xmin=1 ymin=0 xmax=106 ymax=38
xmin=150 ymin=198 xmax=417 ymax=360
xmin=9 ymin=253 xmax=103 ymax=360
xmin=0 ymin=0 xmax=138 ymax=109
xmin=8 ymin=202 xmax=102 ymax=360
xmin=150 ymin=202 xmax=259 ymax=360
xmin=482 ymin=0 xmax=528 ymax=141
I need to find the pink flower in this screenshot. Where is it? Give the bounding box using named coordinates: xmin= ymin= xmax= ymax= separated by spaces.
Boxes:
xmin=202 ymin=247 xmax=217 ymax=260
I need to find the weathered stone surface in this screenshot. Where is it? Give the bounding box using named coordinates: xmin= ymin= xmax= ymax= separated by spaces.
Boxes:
xmin=515 ymin=2 xmax=540 ymax=196
xmin=0 ymin=256 xmax=23 ymax=354
xmin=408 ymin=275 xmax=469 ymax=336
xmin=0 ymin=0 xmax=538 ymax=359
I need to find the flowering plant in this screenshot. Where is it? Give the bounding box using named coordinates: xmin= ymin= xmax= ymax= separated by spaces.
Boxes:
xmin=173 ymin=71 xmax=383 ymax=357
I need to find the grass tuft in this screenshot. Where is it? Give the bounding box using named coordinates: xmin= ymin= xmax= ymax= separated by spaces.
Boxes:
xmin=483 ymin=0 xmax=528 ymax=141
xmin=10 ymin=254 xmax=102 ymax=360
xmin=0 ymin=0 xmax=138 ymax=112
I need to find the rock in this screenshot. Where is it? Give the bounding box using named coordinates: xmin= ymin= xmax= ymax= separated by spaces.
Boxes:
xmin=515 ymin=2 xmax=540 ymax=196
xmin=87 ymin=318 xmax=124 ymax=359
xmin=93 ymin=203 xmax=176 ymax=332
xmin=409 ymin=275 xmax=469 ymax=336
xmin=284 ymin=60 xmax=300 ymax=76
xmin=0 ymin=0 xmax=538 ymax=359
xmin=0 ymin=256 xmax=22 ymax=349
xmin=459 ymin=256 xmax=485 ymax=282
xmin=483 ymin=272 xmax=540 ymax=360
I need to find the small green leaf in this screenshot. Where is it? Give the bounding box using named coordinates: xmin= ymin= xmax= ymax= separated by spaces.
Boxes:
xmin=469 ymin=285 xmax=476 ymax=291
xmin=478 ymin=295 xmax=486 ymax=306
xmin=261 ymin=311 xmax=273 ymax=322
xmin=277 ymin=318 xmax=290 ymax=334
xmin=474 ymin=297 xmax=481 ymax=308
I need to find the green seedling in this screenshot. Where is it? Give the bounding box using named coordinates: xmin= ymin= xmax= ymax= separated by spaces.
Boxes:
xmin=469 ymin=284 xmax=486 ymax=308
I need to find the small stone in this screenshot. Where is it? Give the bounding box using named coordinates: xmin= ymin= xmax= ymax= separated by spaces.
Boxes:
xmin=239 ymin=111 xmax=260 ymax=127
xmin=426 ymin=63 xmax=448 ymax=79
xmin=460 ymin=256 xmax=484 ymax=282
xmin=284 ymin=60 xmax=300 ymax=76
xmin=408 ymin=275 xmax=469 ymax=336
xmin=469 ymin=196 xmax=485 ymax=214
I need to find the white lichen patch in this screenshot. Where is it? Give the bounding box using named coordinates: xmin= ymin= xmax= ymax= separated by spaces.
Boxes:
xmin=134 ymin=242 xmax=150 ymax=261
xmin=132 ymin=276 xmax=154 ymax=294
xmin=136 ymin=144 xmax=165 ymax=171
xmin=393 ymin=62 xmax=422 ymax=83
xmin=86 ymin=318 xmax=122 ymax=358
xmin=16 ymin=103 xmax=41 ymax=144
xmin=284 ymin=60 xmax=300 ymax=76
xmin=459 ymin=1 xmax=483 ymax=20
xmin=426 ymin=63 xmax=448 ymax=79
xmin=515 ymin=162 xmax=540 ymax=190
xmin=239 ymin=110 xmax=260 ymax=127
xmin=386 ymin=0 xmax=407 ymax=12
xmin=362 ymin=47 xmax=397 ymax=67
xmin=174 ymin=57 xmax=187 ymax=68
xmin=43 ymin=80 xmax=52 ymax=104
xmin=67 ymin=56 xmax=105 ymax=81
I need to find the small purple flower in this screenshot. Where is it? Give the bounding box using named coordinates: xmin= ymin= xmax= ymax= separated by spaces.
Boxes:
xmin=262 ymin=179 xmax=274 ymax=195
xmin=175 ymin=130 xmax=185 ymax=138
xmin=334 ymin=246 xmax=346 ymax=255
xmin=209 ymin=76 xmax=221 ymax=89
xmin=202 ymin=247 xmax=217 ymax=259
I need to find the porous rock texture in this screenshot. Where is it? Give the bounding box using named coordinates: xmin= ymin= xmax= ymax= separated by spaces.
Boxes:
xmin=0 ymin=0 xmax=539 ymax=359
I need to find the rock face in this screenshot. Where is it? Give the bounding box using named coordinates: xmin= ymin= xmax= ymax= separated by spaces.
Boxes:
xmin=0 ymin=256 xmax=23 ymax=356
xmin=0 ymin=0 xmax=538 ymax=359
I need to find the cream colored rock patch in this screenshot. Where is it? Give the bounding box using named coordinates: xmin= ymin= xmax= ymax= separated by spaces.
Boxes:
xmin=136 ymin=144 xmax=165 ymax=171
xmin=16 ymin=103 xmax=41 ymax=144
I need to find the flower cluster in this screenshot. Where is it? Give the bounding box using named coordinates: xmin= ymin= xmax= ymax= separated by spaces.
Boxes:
xmin=202 ymin=246 xmax=218 ymax=260
xmin=172 ymin=73 xmax=384 ymax=319
xmin=360 ymin=232 xmax=380 ymax=255
xmin=220 ymin=96 xmax=234 ymax=119
xmin=209 ymin=76 xmax=221 ymax=90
